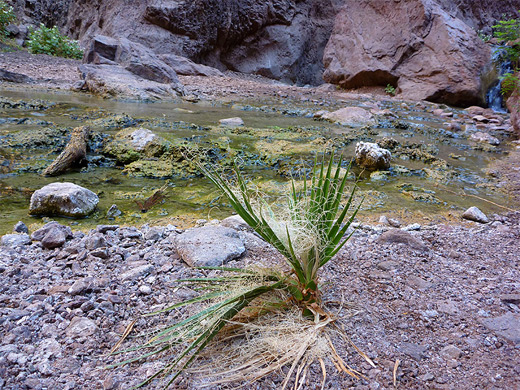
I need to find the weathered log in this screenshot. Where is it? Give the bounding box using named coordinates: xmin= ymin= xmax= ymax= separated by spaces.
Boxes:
xmin=43 ymin=126 xmax=90 ymax=176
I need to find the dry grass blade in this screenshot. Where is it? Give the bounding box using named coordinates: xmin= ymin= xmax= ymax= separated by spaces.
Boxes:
xmin=318 ymin=357 xmax=327 ymax=390
xmin=110 ymin=319 xmax=137 ymax=354
xmin=393 ymin=359 xmax=400 ymax=388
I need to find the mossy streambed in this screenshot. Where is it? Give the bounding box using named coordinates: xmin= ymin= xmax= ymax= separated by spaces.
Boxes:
xmin=0 ymin=88 xmax=518 ymax=234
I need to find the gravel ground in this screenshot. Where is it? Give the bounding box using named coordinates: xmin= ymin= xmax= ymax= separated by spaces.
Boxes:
xmin=0 ymin=212 xmax=519 ymax=390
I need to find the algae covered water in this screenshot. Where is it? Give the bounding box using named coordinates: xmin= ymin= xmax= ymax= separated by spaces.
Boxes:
xmin=0 ymin=87 xmax=517 ymax=234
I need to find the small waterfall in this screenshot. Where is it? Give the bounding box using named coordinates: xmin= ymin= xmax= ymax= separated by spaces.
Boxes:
xmin=486 ymin=46 xmax=512 ymax=113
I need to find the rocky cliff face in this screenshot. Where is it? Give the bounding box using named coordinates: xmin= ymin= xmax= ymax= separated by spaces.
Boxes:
xmin=322 ymin=0 xmax=498 ymax=106
xmin=61 ymin=0 xmax=341 ymax=86
xmin=10 ymin=0 xmax=520 ymax=105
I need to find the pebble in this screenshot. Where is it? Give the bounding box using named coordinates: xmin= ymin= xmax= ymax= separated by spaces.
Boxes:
xmin=65 ymin=317 xmax=98 ymax=338
xmin=440 ymin=344 xmax=462 ymax=359
xmin=119 ymin=264 xmax=154 ymax=281
xmin=13 ymin=221 xmax=29 ymax=234
xmin=139 ymin=285 xmax=152 ymax=295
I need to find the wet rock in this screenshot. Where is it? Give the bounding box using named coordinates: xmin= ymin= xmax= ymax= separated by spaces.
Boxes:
xmin=65 ymin=317 xmax=98 ymax=338
xmin=355 ymin=142 xmax=391 ymax=170
xmin=13 ymin=221 xmax=28 ymax=234
xmin=469 ymin=131 xmax=500 ymax=145
xmin=219 ymin=117 xmax=245 ymax=127
xmin=29 ymin=183 xmax=99 ymax=218
xmin=103 ymin=127 xmax=167 ymax=164
xmin=1 ymin=233 xmax=31 ymax=247
xmin=175 ymin=226 xmax=246 ymax=267
xmin=322 ymin=107 xmax=376 ymax=127
xmin=481 ymin=313 xmax=520 ymax=344
xmin=462 ymin=206 xmax=489 ymax=224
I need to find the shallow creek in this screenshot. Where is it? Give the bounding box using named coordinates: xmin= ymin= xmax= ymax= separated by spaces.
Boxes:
xmin=0 ymin=88 xmax=517 ymax=234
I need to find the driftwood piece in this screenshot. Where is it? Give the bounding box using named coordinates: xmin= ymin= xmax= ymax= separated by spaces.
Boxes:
xmin=43 ymin=126 xmax=90 ymax=176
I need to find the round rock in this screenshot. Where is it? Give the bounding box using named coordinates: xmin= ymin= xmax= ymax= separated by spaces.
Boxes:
xmin=355 ymin=142 xmax=391 ymax=170
xmin=29 ymin=182 xmax=99 ymax=218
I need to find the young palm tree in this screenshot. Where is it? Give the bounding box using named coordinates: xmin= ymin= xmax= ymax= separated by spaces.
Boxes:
xmin=111 ymin=152 xmax=368 ymax=389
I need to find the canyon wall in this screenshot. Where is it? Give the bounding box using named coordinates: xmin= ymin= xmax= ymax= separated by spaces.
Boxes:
xmin=9 ymin=0 xmax=520 ymax=105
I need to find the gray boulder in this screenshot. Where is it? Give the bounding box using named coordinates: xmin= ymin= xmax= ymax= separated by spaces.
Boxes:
xmin=29 ymin=183 xmax=99 ymax=218
xmin=462 ymin=206 xmax=489 ymax=223
xmin=355 ymin=142 xmax=391 ymax=170
xmin=78 ymin=64 xmax=182 ymax=101
xmin=175 ymin=226 xmax=246 ymax=267
xmin=1 ymin=234 xmax=31 ymax=247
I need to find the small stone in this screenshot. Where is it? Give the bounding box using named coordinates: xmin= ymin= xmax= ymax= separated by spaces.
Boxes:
xmin=403 ymin=223 xmax=421 ymax=231
xmin=219 ymin=117 xmax=244 ymax=127
xmin=406 ymin=275 xmax=433 ymax=290
xmin=106 ymin=204 xmax=122 ymax=218
xmin=399 ymin=342 xmax=428 ymax=361
xmin=388 ymin=218 xmax=401 ymax=228
xmin=462 ymin=206 xmax=489 ymax=223
xmin=377 ymin=260 xmax=398 ymax=271
xmin=13 ymin=221 xmax=29 ymax=234
xmin=68 ymin=278 xmax=92 ymax=295
xmin=1 ymin=233 xmax=31 ymax=247
xmin=501 ymin=294 xmax=520 ymax=305
xmin=119 ymin=264 xmax=154 ymax=281
xmin=377 ymin=229 xmax=427 ymax=251
xmin=481 ymin=312 xmax=520 ymax=344
xmin=96 ymin=224 xmax=119 ymax=233
xmin=90 ymin=248 xmax=109 ymax=259
xmin=378 ymin=215 xmax=389 ymax=225
xmin=470 ymin=131 xmax=500 ymax=145
xmin=144 ymin=228 xmax=161 ymax=241
xmin=420 ymin=373 xmax=435 ymax=381
xmin=440 ymin=345 xmax=462 ymax=359
xmin=139 ymin=285 xmax=152 ymax=295
xmin=85 ymin=233 xmax=107 ymax=250
xmin=175 ymin=226 xmax=246 ymax=267
xmin=65 ymin=317 xmax=98 ymax=338
xmin=41 ymin=227 xmax=67 ymax=249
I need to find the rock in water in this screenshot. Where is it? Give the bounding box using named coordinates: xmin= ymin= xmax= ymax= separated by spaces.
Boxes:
xmin=175 ymin=226 xmax=246 ymax=267
xmin=322 ymin=107 xmax=376 ymax=127
xmin=219 ymin=117 xmax=245 ymax=127
xmin=462 ymin=206 xmax=489 ymax=223
xmin=355 ymin=142 xmax=391 ymax=170
xmin=29 ymin=183 xmax=99 ymax=218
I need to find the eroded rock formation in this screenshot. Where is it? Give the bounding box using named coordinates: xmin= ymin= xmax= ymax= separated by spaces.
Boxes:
xmin=10 ymin=0 xmax=520 ymax=105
